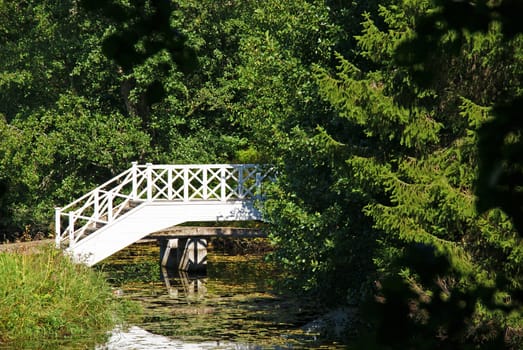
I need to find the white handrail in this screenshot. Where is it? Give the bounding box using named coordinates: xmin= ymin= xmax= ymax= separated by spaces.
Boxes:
xmin=55 ymin=163 xmax=270 ymax=248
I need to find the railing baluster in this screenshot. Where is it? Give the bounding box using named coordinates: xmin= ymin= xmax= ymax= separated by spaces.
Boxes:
xmin=255 ymin=172 xmax=262 ymax=200
xmin=131 ymin=161 xmax=138 ymax=200
xmin=184 ymin=166 xmax=189 ymax=202
xmin=55 ymin=207 xmax=61 ymax=248
xmin=168 ymin=167 xmax=173 ymax=200
xmin=68 ymin=212 xmax=75 ymax=246
xmin=93 ymin=190 xmax=99 ymax=220
xmin=238 ymin=165 xmax=244 ymax=199
xmin=221 ymin=166 xmax=226 ymax=201
xmin=203 ymin=166 xmax=208 ymax=200
xmin=146 ymin=163 xmax=152 ymax=201
xmin=107 ymin=192 xmax=113 ymax=222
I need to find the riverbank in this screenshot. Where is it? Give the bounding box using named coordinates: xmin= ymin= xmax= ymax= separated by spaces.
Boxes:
xmin=0 ymin=244 xmax=137 ymax=348
xmin=0 ymin=238 xmax=53 ymax=253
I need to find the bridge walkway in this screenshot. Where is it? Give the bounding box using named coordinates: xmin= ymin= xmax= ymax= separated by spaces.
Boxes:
xmin=55 ymin=163 xmax=271 ymax=266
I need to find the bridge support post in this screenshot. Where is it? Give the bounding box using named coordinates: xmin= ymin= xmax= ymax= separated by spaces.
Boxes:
xmin=159 ymin=238 xmax=207 ymax=272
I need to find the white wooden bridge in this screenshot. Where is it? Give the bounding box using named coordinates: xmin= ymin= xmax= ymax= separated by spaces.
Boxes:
xmin=55 ymin=163 xmax=271 ymax=267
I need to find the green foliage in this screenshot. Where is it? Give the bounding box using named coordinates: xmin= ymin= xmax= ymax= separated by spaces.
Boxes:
xmin=0 ymin=0 xmax=148 ymax=235
xmin=1 ymin=1 xmax=522 ymax=347
xmin=88 ymin=0 xmax=194 ymax=68
xmin=0 ymin=0 xmax=238 ymax=235
xmin=0 ymin=1 xmax=120 ymax=118
xmin=358 ymin=243 xmax=523 ymax=349
xmin=476 ymin=97 xmax=523 ymax=234
xmin=310 ymin=0 xmax=523 ymax=348
xmin=207 ymin=0 xmax=383 ymax=305
xmin=1 ymin=94 xmax=150 ymax=231
xmin=0 ymin=245 xmax=137 ymax=347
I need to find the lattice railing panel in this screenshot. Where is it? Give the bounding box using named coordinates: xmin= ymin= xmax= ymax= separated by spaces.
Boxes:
xmin=55 ymin=163 xmax=271 ymax=249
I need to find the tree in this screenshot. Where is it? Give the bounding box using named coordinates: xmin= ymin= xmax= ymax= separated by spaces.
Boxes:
xmin=220 ymin=0 xmax=384 ymax=305
xmin=310 ymin=0 xmax=522 ymax=347
xmin=0 ymin=1 xmax=150 ymax=236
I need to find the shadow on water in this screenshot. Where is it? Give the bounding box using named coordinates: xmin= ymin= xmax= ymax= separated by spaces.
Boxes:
xmin=95 ymin=241 xmax=345 ymax=349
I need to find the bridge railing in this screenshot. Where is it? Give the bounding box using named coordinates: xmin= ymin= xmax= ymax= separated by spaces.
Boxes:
xmin=55 ymin=163 xmax=271 ymax=248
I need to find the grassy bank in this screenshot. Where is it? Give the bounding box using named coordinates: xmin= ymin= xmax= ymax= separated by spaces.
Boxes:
xmin=0 ymin=244 xmax=137 ymax=347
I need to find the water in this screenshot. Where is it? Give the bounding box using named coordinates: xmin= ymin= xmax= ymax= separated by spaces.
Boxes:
xmin=96 ymin=241 xmax=345 ymax=349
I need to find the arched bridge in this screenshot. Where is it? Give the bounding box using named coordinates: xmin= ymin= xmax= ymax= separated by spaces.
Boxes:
xmin=55 ymin=163 xmax=271 ymax=266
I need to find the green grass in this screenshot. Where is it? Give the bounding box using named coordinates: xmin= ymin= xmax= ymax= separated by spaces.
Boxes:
xmin=0 ymin=244 xmax=138 ymax=347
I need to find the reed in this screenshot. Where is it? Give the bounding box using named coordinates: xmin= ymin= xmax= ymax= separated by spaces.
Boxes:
xmin=0 ymin=244 xmax=136 ymax=347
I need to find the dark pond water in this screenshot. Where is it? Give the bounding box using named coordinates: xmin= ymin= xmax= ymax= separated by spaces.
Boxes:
xmin=95 ymin=241 xmax=346 ymax=349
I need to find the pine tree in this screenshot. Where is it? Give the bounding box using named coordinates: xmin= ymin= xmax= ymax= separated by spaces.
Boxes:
xmin=313 ymin=0 xmax=523 ymax=347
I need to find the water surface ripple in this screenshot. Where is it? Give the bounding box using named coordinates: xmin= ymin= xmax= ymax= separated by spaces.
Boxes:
xmin=97 ymin=242 xmax=344 ymax=349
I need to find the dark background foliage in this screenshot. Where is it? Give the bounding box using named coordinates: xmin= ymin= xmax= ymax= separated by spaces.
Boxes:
xmin=1 ymin=0 xmax=521 ymax=347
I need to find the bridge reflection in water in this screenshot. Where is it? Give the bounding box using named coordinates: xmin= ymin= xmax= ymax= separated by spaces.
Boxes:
xmin=161 ymin=268 xmax=207 ymax=300
xmin=99 ymin=243 xmax=346 ymax=349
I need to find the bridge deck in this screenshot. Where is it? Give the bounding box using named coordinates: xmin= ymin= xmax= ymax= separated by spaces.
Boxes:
xmin=148 ymin=226 xmax=266 ymax=239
